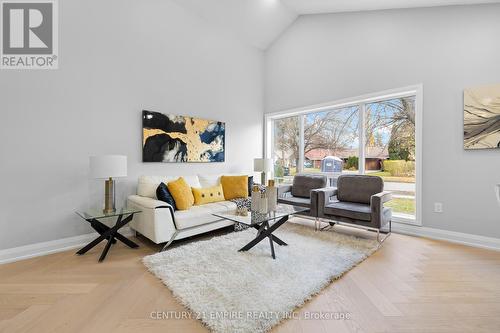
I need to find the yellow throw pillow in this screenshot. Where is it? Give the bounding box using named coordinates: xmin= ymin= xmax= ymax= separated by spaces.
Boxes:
xmin=220 ymin=175 xmax=248 ymax=200
xmin=167 ymin=177 xmax=194 ymax=210
xmin=192 ymin=185 xmax=225 ymax=205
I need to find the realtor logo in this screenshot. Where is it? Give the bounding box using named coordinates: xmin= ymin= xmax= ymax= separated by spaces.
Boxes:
xmin=1 ymin=0 xmax=58 ymax=69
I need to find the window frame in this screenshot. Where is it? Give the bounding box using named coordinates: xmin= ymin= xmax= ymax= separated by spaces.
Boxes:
xmin=264 ymin=85 xmax=423 ymax=226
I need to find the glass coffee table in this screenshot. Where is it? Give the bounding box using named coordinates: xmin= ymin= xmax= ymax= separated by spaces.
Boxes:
xmin=213 ymin=204 xmax=308 ymax=259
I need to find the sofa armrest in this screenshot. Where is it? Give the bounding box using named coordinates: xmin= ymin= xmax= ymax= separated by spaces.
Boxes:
xmin=278 ymin=184 xmax=293 ymax=198
xmin=127 ymin=195 xmax=177 ymax=244
xmin=128 ymin=195 xmax=173 ymax=210
xmin=313 ymin=187 xmax=338 ymax=217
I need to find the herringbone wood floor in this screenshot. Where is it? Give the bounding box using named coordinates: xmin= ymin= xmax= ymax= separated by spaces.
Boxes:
xmin=1 ymin=219 xmax=500 ymax=333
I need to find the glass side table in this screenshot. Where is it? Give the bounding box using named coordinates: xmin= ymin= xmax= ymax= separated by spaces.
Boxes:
xmin=75 ymin=208 xmax=141 ymax=262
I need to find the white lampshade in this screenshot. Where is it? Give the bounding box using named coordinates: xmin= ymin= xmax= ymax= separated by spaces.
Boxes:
xmin=254 ymin=158 xmax=273 ymax=172
xmin=89 ymin=155 xmax=127 ymax=179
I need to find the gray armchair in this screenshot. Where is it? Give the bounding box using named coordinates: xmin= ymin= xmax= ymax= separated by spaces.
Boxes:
xmin=277 ymin=174 xmax=329 ymax=226
xmin=317 ymin=174 xmax=392 ymax=242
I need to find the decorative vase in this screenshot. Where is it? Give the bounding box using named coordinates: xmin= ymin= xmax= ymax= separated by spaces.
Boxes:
xmin=251 ymin=185 xmax=260 ymax=212
xmin=259 ymin=191 xmax=268 ymax=214
xmin=266 ymin=179 xmax=277 ymax=212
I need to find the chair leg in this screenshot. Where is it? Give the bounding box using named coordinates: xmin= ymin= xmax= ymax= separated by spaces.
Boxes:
xmin=377 ymin=221 xmax=392 ymax=244
xmin=319 ymin=219 xmax=334 ymax=231
xmin=377 ymin=231 xmax=391 ymax=244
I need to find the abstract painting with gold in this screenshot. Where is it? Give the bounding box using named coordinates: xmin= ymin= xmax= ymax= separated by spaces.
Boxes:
xmin=464 ymin=84 xmax=500 ymax=150
xmin=142 ymin=110 xmax=225 ymax=162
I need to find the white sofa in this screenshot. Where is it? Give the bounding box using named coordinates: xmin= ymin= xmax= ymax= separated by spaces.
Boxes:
xmin=127 ymin=174 xmax=243 ymax=251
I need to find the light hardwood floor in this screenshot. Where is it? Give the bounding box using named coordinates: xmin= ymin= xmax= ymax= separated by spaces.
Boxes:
xmin=1 ymin=220 xmax=500 ymax=333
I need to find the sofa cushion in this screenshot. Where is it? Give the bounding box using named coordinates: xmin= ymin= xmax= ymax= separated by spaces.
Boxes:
xmin=291 ymin=174 xmax=327 ymax=198
xmin=221 ymin=175 xmax=248 ymax=200
xmin=174 ymin=201 xmax=237 ymax=230
xmin=324 ymin=201 xmax=372 ymax=221
xmin=156 ymin=182 xmax=177 ymax=210
xmin=138 ymin=175 xmax=201 ymax=198
xmin=277 ymin=196 xmax=311 ymax=208
xmin=167 ymin=177 xmax=195 ymax=210
xmin=337 ymin=175 xmax=383 ymax=204
xmin=192 ymin=185 xmax=225 ymax=205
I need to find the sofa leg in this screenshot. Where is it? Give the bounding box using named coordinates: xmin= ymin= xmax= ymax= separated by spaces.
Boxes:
xmin=160 ymin=231 xmax=179 ymax=252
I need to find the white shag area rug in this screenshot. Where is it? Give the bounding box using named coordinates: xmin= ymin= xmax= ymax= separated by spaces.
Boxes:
xmin=143 ymin=222 xmax=379 ymax=333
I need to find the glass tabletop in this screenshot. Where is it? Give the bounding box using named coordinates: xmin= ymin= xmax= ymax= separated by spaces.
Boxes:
xmin=213 ymin=204 xmax=308 ymax=226
xmin=76 ymin=208 xmax=141 ymax=220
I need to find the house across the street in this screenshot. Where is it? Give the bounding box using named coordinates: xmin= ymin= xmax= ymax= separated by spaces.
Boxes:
xmin=305 ymin=147 xmax=389 ymax=171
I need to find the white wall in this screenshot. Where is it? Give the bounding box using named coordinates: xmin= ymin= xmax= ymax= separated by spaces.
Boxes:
xmin=265 ymin=4 xmax=500 ymax=238
xmin=0 ymin=0 xmax=263 ymax=250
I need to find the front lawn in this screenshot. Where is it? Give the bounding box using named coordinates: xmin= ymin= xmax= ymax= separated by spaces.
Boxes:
xmin=385 ymin=197 xmax=415 ymax=215
xmin=366 ymin=171 xmax=415 ymax=183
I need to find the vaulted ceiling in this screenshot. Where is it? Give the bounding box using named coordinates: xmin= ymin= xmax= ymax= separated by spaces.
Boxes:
xmin=282 ymin=0 xmax=500 ymax=14
xmin=173 ymin=0 xmax=500 ymax=49
xmin=172 ymin=0 xmax=297 ymax=50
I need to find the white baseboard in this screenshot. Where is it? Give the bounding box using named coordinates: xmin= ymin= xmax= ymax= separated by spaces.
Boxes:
xmin=392 ymin=223 xmax=500 ymax=251
xmin=0 ymin=228 xmax=133 ymax=265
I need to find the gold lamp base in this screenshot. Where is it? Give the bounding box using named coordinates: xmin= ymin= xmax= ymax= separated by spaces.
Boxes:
xmin=103 ymin=177 xmax=116 ymax=214
xmin=261 ymin=172 xmax=266 ymax=185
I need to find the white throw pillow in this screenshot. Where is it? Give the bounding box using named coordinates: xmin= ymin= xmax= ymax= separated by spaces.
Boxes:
xmin=137 ymin=175 xmax=201 ymax=198
xmin=182 ymin=175 xmax=202 ymax=189
xmin=198 ymin=174 xmax=222 ymax=188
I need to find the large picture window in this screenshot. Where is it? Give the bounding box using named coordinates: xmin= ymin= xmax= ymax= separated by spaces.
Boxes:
xmin=273 ymin=116 xmax=299 ymax=181
xmin=303 ymin=106 xmax=359 ymax=175
xmin=266 ymin=86 xmax=422 ymax=225
xmin=364 ymin=97 xmax=416 ymax=218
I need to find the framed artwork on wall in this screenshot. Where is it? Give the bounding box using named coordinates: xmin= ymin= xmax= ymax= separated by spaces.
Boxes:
xmin=464 ymin=83 xmax=500 ymax=150
xmin=142 ymin=110 xmax=225 ymax=162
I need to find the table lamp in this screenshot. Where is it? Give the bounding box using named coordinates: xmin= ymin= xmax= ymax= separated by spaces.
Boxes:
xmin=254 ymin=158 xmax=273 ymax=185
xmin=90 ymin=155 xmax=127 ymax=214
